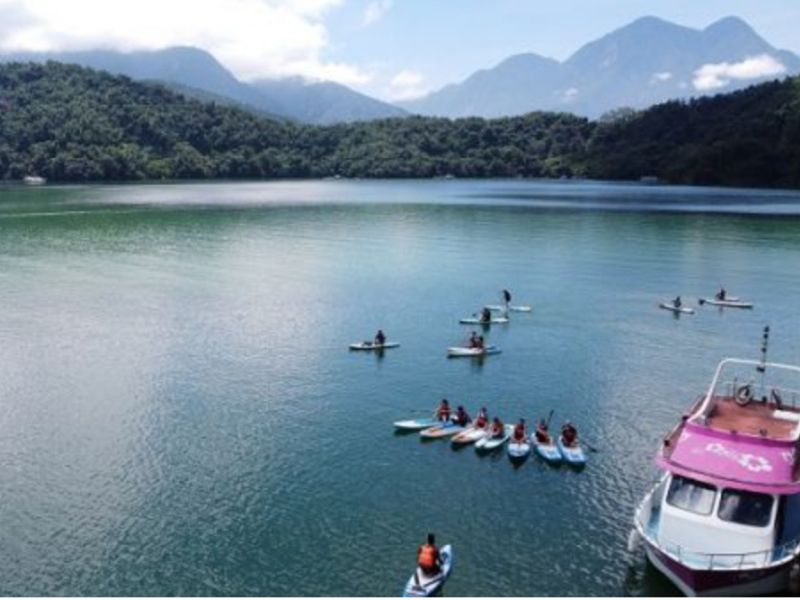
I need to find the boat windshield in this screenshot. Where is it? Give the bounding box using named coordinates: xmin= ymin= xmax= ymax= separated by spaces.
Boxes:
xmin=666 ymin=475 xmax=716 ymax=516
xmin=718 ymin=489 xmax=774 ymax=527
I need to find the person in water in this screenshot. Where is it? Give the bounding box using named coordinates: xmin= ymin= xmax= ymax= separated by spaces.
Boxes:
xmin=435 ymin=399 xmax=451 ymax=422
xmin=468 ymin=331 xmax=479 ymax=348
xmin=513 ymin=418 xmax=527 ymax=442
xmin=535 ymin=418 xmax=550 ymax=444
xmin=562 ymin=421 xmax=578 ymax=447
xmin=480 ymin=307 xmax=492 ymax=323
xmin=673 ymin=296 xmax=682 ymax=308
xmin=716 ymin=287 xmax=727 ymax=301
xmin=490 ymin=416 xmax=505 ymax=438
xmin=452 ymin=405 xmax=471 ymax=427
xmin=416 ymin=533 xmax=441 ymax=577
xmin=374 ymin=329 xmax=386 ymax=346
xmin=474 ymin=407 xmax=489 ymax=429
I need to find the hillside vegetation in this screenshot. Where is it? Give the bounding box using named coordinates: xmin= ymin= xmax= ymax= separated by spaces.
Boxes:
xmin=1 ymin=61 xmax=798 ymax=188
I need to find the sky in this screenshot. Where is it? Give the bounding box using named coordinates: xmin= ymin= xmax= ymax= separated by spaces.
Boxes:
xmin=1 ymin=0 xmax=799 ymax=101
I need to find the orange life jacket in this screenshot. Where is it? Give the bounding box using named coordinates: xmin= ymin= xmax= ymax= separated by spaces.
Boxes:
xmin=437 ymin=406 xmax=451 ymax=420
xmin=418 ymin=544 xmax=438 ymax=570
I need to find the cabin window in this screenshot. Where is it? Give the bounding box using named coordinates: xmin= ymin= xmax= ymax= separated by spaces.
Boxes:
xmin=666 ymin=475 xmax=716 ymax=515
xmin=718 ymin=489 xmax=774 ymax=527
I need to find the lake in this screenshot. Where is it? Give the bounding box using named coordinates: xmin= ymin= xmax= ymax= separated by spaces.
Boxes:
xmin=1 ymin=179 xmax=799 ymax=596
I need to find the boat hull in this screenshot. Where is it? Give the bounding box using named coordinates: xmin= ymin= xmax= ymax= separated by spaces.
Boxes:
xmin=643 ymin=541 xmax=791 ymax=597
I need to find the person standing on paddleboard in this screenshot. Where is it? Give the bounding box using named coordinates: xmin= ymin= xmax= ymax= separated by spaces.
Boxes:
xmin=502 ymin=289 xmax=512 ymax=315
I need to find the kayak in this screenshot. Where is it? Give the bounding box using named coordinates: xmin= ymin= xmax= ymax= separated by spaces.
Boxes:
xmin=451 ymin=426 xmax=488 ymax=446
xmin=394 ymin=418 xmax=439 ymax=431
xmin=533 ymin=436 xmax=562 ymax=463
xmin=447 ymin=345 xmax=501 ymax=358
xmin=402 ymin=544 xmax=453 ymax=597
xmin=699 ymin=298 xmax=753 ymax=309
xmin=557 ymin=436 xmax=587 ymax=466
xmin=486 ymin=304 xmax=532 ymax=313
xmin=659 ymin=303 xmax=695 ymax=315
xmin=475 ymin=425 xmax=512 ymax=451
xmin=459 ymin=317 xmax=509 ymax=325
xmin=420 ymin=423 xmax=465 ymax=439
xmin=349 ymin=341 xmax=400 ymax=351
xmin=507 ymin=438 xmax=531 ymax=459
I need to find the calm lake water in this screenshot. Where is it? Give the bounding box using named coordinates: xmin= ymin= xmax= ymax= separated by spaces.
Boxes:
xmin=1 ymin=180 xmax=800 ymax=596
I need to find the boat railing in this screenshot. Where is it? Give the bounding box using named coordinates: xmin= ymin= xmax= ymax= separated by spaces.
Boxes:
xmin=699 ymin=360 xmax=800 ymax=417
xmin=635 ymin=505 xmax=800 ymax=571
xmin=718 ymin=379 xmax=800 ymax=410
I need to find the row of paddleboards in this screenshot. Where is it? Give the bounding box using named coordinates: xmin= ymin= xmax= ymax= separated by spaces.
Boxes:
xmin=394 ymin=419 xmax=587 ymax=466
xmin=658 ymin=296 xmax=754 ymax=314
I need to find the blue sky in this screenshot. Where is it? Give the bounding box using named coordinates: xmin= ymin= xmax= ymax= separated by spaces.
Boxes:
xmin=1 ymin=0 xmax=798 ymax=101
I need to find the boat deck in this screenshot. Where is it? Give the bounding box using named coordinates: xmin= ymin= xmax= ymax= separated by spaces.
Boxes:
xmin=695 ymin=395 xmax=800 ymax=441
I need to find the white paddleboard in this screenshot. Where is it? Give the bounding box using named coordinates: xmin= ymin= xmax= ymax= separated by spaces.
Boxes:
xmin=420 ymin=424 xmax=464 ymax=439
xmin=699 ymin=298 xmax=753 ymax=309
xmin=557 ymin=436 xmax=587 ymax=466
xmin=507 ymin=439 xmax=531 ymax=459
xmin=451 ymin=426 xmax=488 ymax=445
xmin=459 ymin=317 xmax=509 ymax=325
xmin=349 ymin=341 xmax=400 ymax=351
xmin=447 ymin=345 xmax=501 ymax=358
xmin=659 ymin=303 xmax=695 ymax=314
xmin=402 ymin=545 xmax=453 ymax=597
xmin=394 ymin=418 xmax=438 ymax=431
xmin=475 ymin=425 xmax=512 ymax=451
xmin=486 ymin=304 xmax=532 ymax=313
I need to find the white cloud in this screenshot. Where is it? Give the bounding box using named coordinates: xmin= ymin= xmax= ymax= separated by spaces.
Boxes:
xmin=650 ymin=71 xmax=672 ymax=85
xmin=0 ymin=0 xmax=371 ymax=85
xmin=362 ymin=0 xmax=392 ymax=26
xmin=693 ymin=54 xmax=786 ymax=91
xmin=561 ymin=87 xmax=579 ymax=103
xmin=386 ymin=69 xmax=426 ymax=101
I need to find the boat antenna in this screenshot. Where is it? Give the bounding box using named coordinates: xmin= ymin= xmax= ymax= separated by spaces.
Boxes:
xmin=756 ymin=325 xmax=769 ymax=373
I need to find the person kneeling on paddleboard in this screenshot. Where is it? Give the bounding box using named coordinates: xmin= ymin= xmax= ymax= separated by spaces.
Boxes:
xmin=480 ymin=307 xmax=492 ymax=323
xmin=562 ymin=421 xmax=578 ymax=447
xmin=436 ymin=399 xmax=451 ymax=422
xmin=535 ymin=419 xmax=550 ymax=443
xmin=474 ymin=407 xmax=488 ymax=429
xmin=477 ymin=335 xmax=485 ymax=350
xmin=374 ymin=329 xmax=386 ymax=346
xmin=513 ymin=418 xmax=527 ymax=442
xmin=673 ymin=296 xmax=682 ymax=308
xmin=490 ymin=417 xmax=505 ymax=438
xmin=468 ymin=331 xmax=479 ymax=348
xmin=452 ymin=405 xmax=471 ymax=427
xmin=716 ymin=287 xmax=726 ymax=301
xmin=416 ymin=533 xmax=442 ymax=579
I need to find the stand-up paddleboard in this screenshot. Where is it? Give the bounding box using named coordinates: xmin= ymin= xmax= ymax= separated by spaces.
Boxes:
xmin=557 ymin=435 xmax=587 ymax=466
xmin=659 ymin=303 xmax=695 ymax=315
xmin=507 ymin=437 xmax=531 ymax=459
xmin=459 ymin=317 xmax=509 ymax=325
xmin=349 ymin=341 xmax=400 ymax=351
xmin=475 ymin=425 xmax=512 ymax=451
xmin=394 ymin=418 xmax=439 ymax=431
xmin=402 ymin=545 xmax=453 ymax=597
xmin=447 ymin=345 xmax=501 ymax=358
xmin=451 ymin=426 xmax=488 ymax=445
xmin=533 ymin=436 xmax=562 ymax=463
xmin=420 ymin=423 xmax=464 ymax=439
xmin=486 ymin=304 xmax=532 ymax=313
xmin=699 ymin=298 xmax=753 ymax=309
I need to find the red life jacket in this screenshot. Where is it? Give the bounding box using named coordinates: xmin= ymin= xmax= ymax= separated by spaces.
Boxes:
xmin=437 ymin=406 xmax=450 ymax=420
xmin=513 ymin=424 xmax=525 ymax=441
xmin=418 ymin=544 xmax=438 ymax=570
xmin=475 ymin=415 xmax=487 ymax=428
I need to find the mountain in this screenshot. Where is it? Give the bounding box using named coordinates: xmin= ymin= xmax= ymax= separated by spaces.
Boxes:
xmin=2 ymin=61 xmax=798 ymax=188
xmin=0 ymin=47 xmax=405 ymax=124
xmin=401 ymin=16 xmax=800 ymax=118
xmin=251 ymin=77 xmax=407 ymax=124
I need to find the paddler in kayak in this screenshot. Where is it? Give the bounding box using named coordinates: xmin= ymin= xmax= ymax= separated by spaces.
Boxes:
xmin=561 ymin=421 xmax=578 ymax=447
xmin=489 ymin=416 xmax=505 ymax=438
xmin=452 ymin=405 xmax=472 ymax=427
xmin=416 ymin=533 xmax=442 ymax=579
xmin=374 ymin=329 xmax=386 ymax=346
xmin=534 ymin=418 xmax=551 ymax=443
xmin=435 ymin=399 xmax=451 ymax=422
xmin=512 ymin=418 xmax=527 ymax=443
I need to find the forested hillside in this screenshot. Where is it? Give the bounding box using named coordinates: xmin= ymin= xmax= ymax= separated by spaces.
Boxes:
xmin=1 ymin=61 xmax=798 ymax=188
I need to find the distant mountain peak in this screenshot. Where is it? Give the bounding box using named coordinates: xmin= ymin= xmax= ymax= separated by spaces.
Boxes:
xmin=704 ymin=15 xmax=756 ymax=35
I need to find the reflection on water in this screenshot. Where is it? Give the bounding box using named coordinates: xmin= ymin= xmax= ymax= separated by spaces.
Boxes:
xmin=0 ymin=180 xmax=799 ymax=595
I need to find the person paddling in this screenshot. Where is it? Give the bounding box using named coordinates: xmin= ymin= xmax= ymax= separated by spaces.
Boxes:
xmin=535 ymin=418 xmax=551 ymax=444
xmin=561 ymin=421 xmax=578 ymax=447
xmin=452 ymin=405 xmax=471 ymax=427
xmin=480 ymin=307 xmax=492 ymax=324
xmin=716 ymin=287 xmax=727 ymax=301
xmin=502 ymin=289 xmax=512 ymax=315
xmin=673 ymin=296 xmax=682 ymax=308
xmin=512 ymin=418 xmax=527 ymax=443
xmin=468 ymin=331 xmax=479 ymax=348
xmin=490 ymin=416 xmax=505 ymax=438
xmin=374 ymin=329 xmax=386 ymax=346
xmin=435 ymin=399 xmax=451 ymax=423
xmin=416 ymin=533 xmax=442 ymax=580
